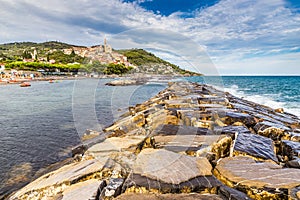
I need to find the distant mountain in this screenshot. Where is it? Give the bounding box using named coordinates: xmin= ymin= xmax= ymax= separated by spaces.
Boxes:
xmin=0 ymin=41 xmax=201 ymax=76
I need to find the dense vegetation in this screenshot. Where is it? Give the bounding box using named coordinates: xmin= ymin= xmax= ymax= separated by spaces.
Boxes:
xmin=5 ymin=62 xmax=81 ymax=72
xmin=4 ymin=61 xmax=132 ymax=75
xmin=0 ymin=41 xmax=84 ymax=62
xmin=117 ymin=49 xmax=201 ymax=75
xmin=48 ymin=50 xmax=86 ymax=64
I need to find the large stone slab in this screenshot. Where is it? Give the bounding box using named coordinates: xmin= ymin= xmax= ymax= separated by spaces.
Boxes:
xmin=115 ymin=193 xmax=223 ymax=200
xmin=133 ymin=149 xmax=212 ymax=184
xmin=233 ymin=132 xmax=278 ymax=162
xmin=104 ymin=113 xmax=146 ymax=132
xmin=10 ymin=159 xmax=105 ymax=199
xmin=222 ymin=111 xmax=256 ymax=127
xmin=213 ymin=125 xmax=251 ymax=135
xmin=151 ymin=124 xmax=212 ymax=136
xmin=214 ymin=156 xmax=300 ymax=199
xmin=124 ymin=149 xmax=219 ymax=193
xmin=86 ymin=136 xmax=145 ymax=153
xmin=62 ymin=179 xmax=100 ymax=200
xmin=198 ymin=97 xmax=228 ymax=105
xmin=154 ymin=135 xmax=225 ymax=155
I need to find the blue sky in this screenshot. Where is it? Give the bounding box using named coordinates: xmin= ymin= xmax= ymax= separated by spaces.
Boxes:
xmin=0 ymin=0 xmax=299 ymax=75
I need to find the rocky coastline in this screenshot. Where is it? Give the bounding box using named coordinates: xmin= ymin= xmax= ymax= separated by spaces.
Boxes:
xmin=9 ymin=81 xmax=300 ymax=200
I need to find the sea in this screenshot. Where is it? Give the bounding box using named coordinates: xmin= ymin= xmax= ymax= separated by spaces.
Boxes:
xmin=0 ymin=76 xmax=300 ymax=197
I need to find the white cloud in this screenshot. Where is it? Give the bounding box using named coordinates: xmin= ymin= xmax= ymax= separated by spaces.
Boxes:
xmin=0 ymin=0 xmax=299 ymax=75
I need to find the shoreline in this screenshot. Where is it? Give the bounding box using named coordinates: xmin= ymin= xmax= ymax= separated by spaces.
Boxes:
xmin=0 ymin=73 xmax=195 ymax=86
xmin=7 ymin=81 xmax=300 ymax=200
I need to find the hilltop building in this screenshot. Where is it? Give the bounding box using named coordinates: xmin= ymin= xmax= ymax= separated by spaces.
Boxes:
xmin=63 ymin=38 xmax=132 ymax=66
xmin=103 ymin=37 xmax=112 ymax=53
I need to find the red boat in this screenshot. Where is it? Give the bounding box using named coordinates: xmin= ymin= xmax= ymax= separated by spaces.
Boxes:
xmin=20 ymin=82 xmax=31 ymax=87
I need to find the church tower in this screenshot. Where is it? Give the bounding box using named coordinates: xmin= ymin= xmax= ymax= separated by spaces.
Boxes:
xmin=104 ymin=37 xmax=112 ymax=53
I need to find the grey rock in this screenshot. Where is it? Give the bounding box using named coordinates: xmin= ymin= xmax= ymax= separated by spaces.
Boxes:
xmin=233 ymin=132 xmax=278 ymax=162
xmin=62 ymin=179 xmax=101 ymax=200
xmin=10 ymin=159 xmax=106 ymax=199
xmin=102 ymin=178 xmax=124 ymax=198
xmin=214 ymin=156 xmax=300 ymax=200
xmin=223 ymin=111 xmax=256 ymax=127
xmin=213 ymin=125 xmax=251 ymax=136
xmin=151 ymin=124 xmax=212 ymax=136
xmin=95 ymin=180 xmax=107 ymax=200
xmin=123 ymin=148 xmax=219 ymax=193
xmin=218 ymin=185 xmax=252 ymax=200
xmin=286 ymin=157 xmax=300 ymax=169
xmin=115 ymin=193 xmax=224 ymax=200
xmin=281 ymin=140 xmax=300 ymax=160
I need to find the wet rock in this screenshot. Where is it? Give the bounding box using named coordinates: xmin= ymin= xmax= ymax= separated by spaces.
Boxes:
xmin=214 ymin=156 xmax=300 ymax=199
xmin=218 ymin=185 xmax=251 ymax=200
xmin=123 ymin=148 xmax=220 ymax=193
xmin=281 ymin=140 xmax=300 ymax=160
xmin=62 ymin=179 xmax=100 ymax=200
xmin=115 ymin=193 xmax=224 ymax=200
xmin=233 ymin=132 xmax=278 ymax=162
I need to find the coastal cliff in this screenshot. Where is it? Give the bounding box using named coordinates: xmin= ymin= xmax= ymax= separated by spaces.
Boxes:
xmin=9 ymin=82 xmax=300 ymax=200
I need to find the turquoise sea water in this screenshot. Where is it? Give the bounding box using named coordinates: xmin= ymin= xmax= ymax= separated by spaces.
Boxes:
xmin=186 ymin=76 xmax=300 ymax=117
xmin=0 ymin=76 xmax=299 ymax=196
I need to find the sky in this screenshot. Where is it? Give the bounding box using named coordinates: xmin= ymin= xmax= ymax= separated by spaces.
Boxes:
xmin=0 ymin=0 xmax=300 ymax=75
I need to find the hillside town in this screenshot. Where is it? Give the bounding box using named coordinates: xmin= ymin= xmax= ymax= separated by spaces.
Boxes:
xmin=0 ymin=38 xmax=134 ymax=83
xmin=62 ymin=38 xmax=132 ymax=67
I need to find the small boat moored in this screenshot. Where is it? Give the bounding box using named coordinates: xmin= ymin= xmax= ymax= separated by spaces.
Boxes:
xmin=20 ymin=82 xmax=31 ymax=87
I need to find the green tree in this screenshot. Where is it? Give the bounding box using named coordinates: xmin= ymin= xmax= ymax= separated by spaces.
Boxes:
xmin=22 ymin=50 xmax=32 ymax=59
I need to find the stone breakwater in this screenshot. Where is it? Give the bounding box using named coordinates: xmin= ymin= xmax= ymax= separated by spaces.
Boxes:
xmin=9 ymin=82 xmax=300 ymax=200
